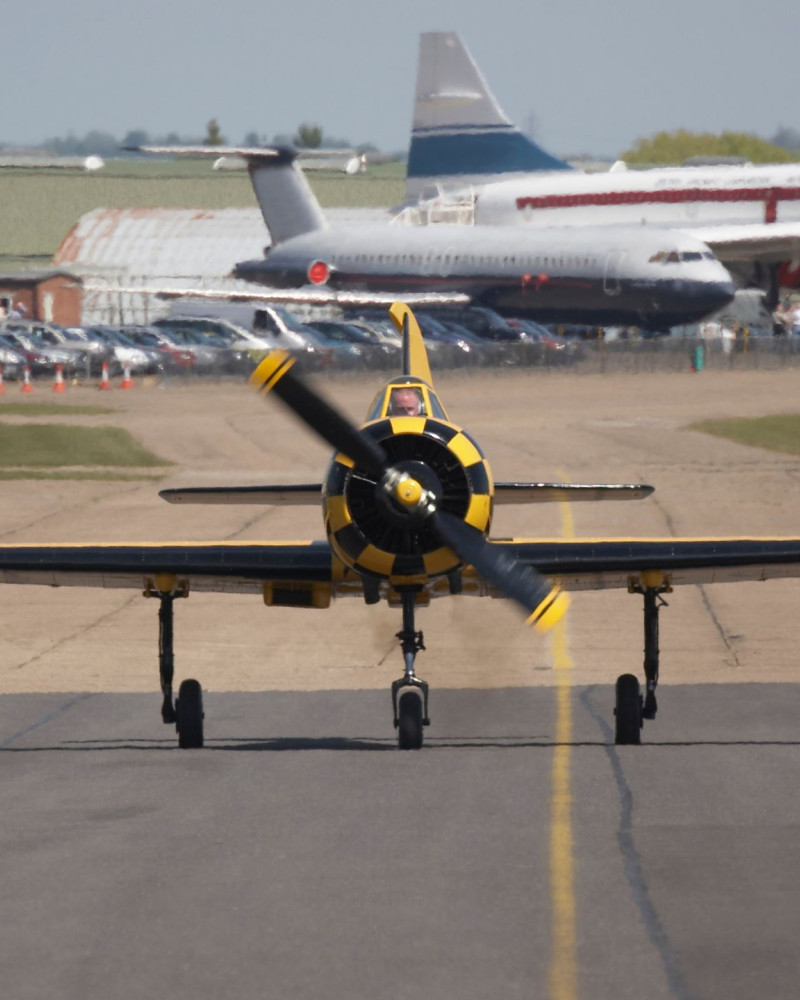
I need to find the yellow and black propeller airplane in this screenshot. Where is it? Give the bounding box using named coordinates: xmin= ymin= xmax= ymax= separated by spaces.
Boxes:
xmin=3 ymin=302 xmax=800 ymax=749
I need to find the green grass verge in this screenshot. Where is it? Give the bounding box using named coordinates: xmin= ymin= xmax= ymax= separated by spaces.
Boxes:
xmin=0 ymin=403 xmax=116 ymax=416
xmin=688 ymin=414 xmax=800 ymax=455
xmin=0 ymin=425 xmax=172 ymax=468
xmin=0 ymin=160 xmax=407 ymax=259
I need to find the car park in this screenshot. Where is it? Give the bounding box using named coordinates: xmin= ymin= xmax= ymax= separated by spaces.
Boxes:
xmin=5 ymin=320 xmax=105 ymax=376
xmin=82 ymin=326 xmax=161 ymax=374
xmin=0 ymin=328 xmax=80 ymax=378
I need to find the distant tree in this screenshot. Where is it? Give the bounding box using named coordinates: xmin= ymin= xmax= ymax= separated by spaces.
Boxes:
xmin=621 ymin=129 xmax=798 ymax=165
xmin=243 ymin=130 xmax=264 ymax=147
xmin=122 ymin=129 xmax=151 ymax=149
xmin=771 ymin=126 xmax=800 ymax=152
xmin=293 ymin=123 xmax=323 ymax=149
xmin=204 ymin=118 xmax=225 ymax=146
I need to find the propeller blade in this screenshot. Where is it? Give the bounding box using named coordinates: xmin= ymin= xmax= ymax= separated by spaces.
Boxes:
xmin=431 ymin=511 xmax=569 ymax=633
xmin=249 ymin=351 xmax=387 ymax=477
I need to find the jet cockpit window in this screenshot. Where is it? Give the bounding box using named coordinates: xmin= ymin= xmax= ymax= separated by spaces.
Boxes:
xmin=680 ymin=251 xmax=703 ymax=261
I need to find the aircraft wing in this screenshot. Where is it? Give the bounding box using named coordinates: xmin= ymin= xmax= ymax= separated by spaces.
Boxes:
xmin=483 ymin=537 xmax=800 ymax=592
xmin=159 ymin=485 xmax=323 ymax=505
xmin=493 ymin=483 xmax=653 ymax=504
xmin=0 ymin=541 xmax=334 ymax=595
xmin=83 ymin=285 xmax=473 ymax=309
xmin=1 ymin=537 xmax=799 ymax=600
xmin=686 ymin=222 xmax=800 ymax=264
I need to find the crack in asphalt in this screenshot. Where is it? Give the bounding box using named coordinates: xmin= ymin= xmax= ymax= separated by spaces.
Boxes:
xmin=580 ymin=686 xmax=698 ymax=1000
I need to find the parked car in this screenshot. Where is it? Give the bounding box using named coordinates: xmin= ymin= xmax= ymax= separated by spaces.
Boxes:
xmin=0 ymin=328 xmax=79 ymax=378
xmin=305 ymin=320 xmax=397 ymax=369
xmin=82 ymin=326 xmax=161 ymax=374
xmin=0 ymin=336 xmax=26 ymax=379
xmin=5 ymin=320 xmax=105 ymax=376
xmin=122 ymin=326 xmax=198 ymax=372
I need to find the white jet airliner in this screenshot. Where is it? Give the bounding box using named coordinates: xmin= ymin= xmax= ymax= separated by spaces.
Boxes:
xmin=406 ymin=32 xmax=800 ymax=301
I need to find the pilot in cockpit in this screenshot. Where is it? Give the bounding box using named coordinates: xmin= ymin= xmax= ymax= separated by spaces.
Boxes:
xmin=389 ymin=386 xmax=425 ymax=417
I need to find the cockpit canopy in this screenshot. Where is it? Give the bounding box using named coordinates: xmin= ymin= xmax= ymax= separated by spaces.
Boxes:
xmin=366 ymin=377 xmax=448 ymax=421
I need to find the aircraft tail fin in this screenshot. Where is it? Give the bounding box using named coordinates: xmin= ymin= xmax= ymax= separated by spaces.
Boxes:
xmin=126 ymin=146 xmax=327 ymax=245
xmin=389 ymin=302 xmax=434 ymax=386
xmin=405 ymin=32 xmax=572 ymax=200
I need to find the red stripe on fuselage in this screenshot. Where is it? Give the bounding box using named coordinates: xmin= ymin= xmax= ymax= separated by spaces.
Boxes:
xmin=515 ymin=186 xmax=800 ymax=218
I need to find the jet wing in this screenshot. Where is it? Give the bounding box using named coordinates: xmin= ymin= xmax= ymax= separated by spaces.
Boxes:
xmin=88 ymin=286 xmax=473 ymax=309
xmin=484 ymin=537 xmax=800 ymax=592
xmin=686 ymin=222 xmax=800 ymax=265
xmin=0 ymin=541 xmax=334 ymax=595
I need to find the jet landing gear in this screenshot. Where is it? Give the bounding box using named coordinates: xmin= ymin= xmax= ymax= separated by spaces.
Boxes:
xmin=148 ymin=579 xmax=203 ymax=749
xmin=615 ymin=578 xmax=670 ymax=745
xmin=391 ymin=588 xmax=430 ymax=750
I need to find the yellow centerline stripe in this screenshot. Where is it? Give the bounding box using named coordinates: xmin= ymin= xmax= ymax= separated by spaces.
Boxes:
xmin=549 ymin=492 xmax=577 ymax=1000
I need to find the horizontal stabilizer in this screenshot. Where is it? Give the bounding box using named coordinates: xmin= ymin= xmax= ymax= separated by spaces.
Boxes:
xmin=493 ymin=483 xmax=654 ymax=504
xmin=160 ymin=485 xmax=323 ymax=505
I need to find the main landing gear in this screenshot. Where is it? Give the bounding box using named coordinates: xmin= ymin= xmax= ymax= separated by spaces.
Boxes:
xmin=615 ymin=579 xmax=669 ymax=745
xmin=391 ymin=588 xmax=430 ymax=750
xmin=151 ymin=581 xmax=204 ymax=749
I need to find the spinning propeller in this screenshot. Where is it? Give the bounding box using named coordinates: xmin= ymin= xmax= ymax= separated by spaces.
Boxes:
xmin=250 ymin=351 xmax=569 ymax=632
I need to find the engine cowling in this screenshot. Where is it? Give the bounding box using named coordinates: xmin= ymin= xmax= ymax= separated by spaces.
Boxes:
xmin=323 ymin=417 xmax=494 ymax=582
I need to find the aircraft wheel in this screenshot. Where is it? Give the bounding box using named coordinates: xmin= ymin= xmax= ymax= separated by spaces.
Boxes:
xmin=176 ymin=679 xmax=204 ymax=749
xmin=614 ymin=673 xmax=642 ymax=746
xmin=397 ymin=690 xmax=424 ymax=750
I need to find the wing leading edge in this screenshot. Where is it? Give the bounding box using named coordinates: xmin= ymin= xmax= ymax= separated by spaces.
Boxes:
xmin=0 ymin=537 xmax=799 ymax=599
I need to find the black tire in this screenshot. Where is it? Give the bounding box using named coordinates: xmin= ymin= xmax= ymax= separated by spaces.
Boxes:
xmin=397 ymin=690 xmax=424 ymax=750
xmin=176 ymin=679 xmax=204 ymax=749
xmin=615 ymin=673 xmax=642 ymax=746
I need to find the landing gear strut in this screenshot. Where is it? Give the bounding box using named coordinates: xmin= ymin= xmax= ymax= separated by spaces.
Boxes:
xmin=615 ymin=580 xmax=670 ymax=745
xmin=391 ymin=588 xmax=430 ymax=750
xmin=150 ymin=583 xmax=203 ymax=749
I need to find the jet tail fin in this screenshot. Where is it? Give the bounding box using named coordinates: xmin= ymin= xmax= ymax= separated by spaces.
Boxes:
xmin=125 ymin=145 xmax=327 ymax=245
xmin=405 ymin=32 xmax=572 ymax=200
xmin=389 ymin=302 xmax=434 ymax=386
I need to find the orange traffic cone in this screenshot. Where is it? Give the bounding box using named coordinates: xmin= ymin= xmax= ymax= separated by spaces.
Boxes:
xmin=53 ymin=363 xmax=66 ymax=393
xmin=119 ymin=363 xmax=133 ymax=390
xmin=21 ymin=366 xmax=33 ymax=393
xmin=0 ymin=364 xmax=5 ymax=395
xmin=98 ymin=361 xmax=111 ymax=390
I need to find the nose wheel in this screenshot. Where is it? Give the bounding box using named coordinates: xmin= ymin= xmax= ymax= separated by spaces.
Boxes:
xmin=391 ymin=588 xmax=430 ymax=749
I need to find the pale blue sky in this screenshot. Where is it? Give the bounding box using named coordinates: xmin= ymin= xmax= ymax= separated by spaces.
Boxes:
xmin=3 ymin=0 xmax=796 ymax=158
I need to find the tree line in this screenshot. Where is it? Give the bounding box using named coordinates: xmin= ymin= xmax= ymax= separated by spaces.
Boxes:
xmin=0 ymin=120 xmax=380 ymax=158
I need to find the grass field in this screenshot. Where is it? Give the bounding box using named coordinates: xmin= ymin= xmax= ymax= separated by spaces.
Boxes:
xmin=689 ymin=414 xmax=800 ymax=454
xmin=0 ymin=424 xmax=171 ymax=478
xmin=0 ymin=159 xmax=407 ymax=264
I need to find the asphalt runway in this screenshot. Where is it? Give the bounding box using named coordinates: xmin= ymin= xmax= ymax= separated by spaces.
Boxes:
xmin=2 ymin=685 xmax=800 ymax=1000
xmin=2 ymin=368 xmax=800 ymax=998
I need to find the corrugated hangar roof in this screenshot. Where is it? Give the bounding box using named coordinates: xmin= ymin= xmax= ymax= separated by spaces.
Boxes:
xmin=54 ymin=207 xmax=268 ymax=279
xmin=51 ymin=205 xmax=388 ymax=325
